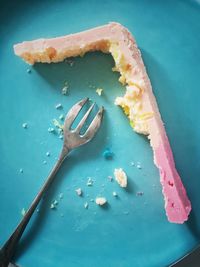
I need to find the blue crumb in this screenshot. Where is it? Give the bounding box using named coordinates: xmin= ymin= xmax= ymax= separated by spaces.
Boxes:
xmin=103 ymin=148 xmax=114 ymax=160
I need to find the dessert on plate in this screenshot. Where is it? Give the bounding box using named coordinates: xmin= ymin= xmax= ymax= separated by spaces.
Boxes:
xmin=14 ymin=22 xmax=191 ymax=223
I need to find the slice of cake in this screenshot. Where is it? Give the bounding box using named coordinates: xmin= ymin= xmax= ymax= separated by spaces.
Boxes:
xmin=13 ymin=22 xmax=191 ymax=223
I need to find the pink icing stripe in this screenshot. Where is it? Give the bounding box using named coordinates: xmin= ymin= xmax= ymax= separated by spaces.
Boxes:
xmin=154 ymin=133 xmax=191 ymax=223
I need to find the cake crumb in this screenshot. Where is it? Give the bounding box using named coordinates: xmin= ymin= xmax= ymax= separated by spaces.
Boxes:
xmin=75 ymin=188 xmax=82 ymax=196
xmin=21 ymin=208 xmax=26 ymax=216
xmin=19 ymin=168 xmax=23 ymax=174
xmin=62 ymin=85 xmax=69 ymax=95
xmin=59 ymin=114 xmax=64 ymax=120
xmin=43 ymin=160 xmax=47 ymax=165
xmin=84 ymin=202 xmax=89 ymax=209
xmin=50 ymin=204 xmax=56 ymax=210
xmin=53 ymin=200 xmax=58 ymax=206
xmin=136 ymin=162 xmax=142 ymax=169
xmin=46 ymin=152 xmax=50 ymax=157
xmin=22 ymin=122 xmax=28 ymax=129
xmin=112 ymin=191 xmax=118 ymax=197
xmin=96 ymin=197 xmax=107 ymax=206
xmin=108 ymin=175 xmax=113 ymax=182
xmin=87 ymin=177 xmax=93 ymax=186
xmin=55 ymin=103 xmax=63 ymax=109
xmin=96 ymin=88 xmax=103 ymax=96
xmin=27 ymin=68 xmax=31 ymax=74
xmin=52 ymin=119 xmax=64 ymax=130
xmin=48 ymin=127 xmax=55 ymax=133
xmin=114 ymin=168 xmax=128 ymax=188
xmin=130 ymin=162 xmax=135 ymax=166
xmin=59 ymin=193 xmax=64 ymax=199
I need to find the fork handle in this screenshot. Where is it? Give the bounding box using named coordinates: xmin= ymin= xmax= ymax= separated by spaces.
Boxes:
xmin=0 ymin=147 xmax=69 ymax=267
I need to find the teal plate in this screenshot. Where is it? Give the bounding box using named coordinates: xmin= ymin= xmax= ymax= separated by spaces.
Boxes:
xmin=0 ymin=1 xmax=200 ymax=266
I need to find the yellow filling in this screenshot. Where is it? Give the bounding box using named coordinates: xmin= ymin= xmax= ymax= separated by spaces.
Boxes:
xmin=109 ymin=42 xmax=153 ymax=135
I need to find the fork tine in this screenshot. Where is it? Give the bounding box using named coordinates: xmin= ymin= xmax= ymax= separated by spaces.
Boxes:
xmin=82 ymin=107 xmax=104 ymax=141
xmin=64 ymin=98 xmax=88 ymax=128
xmin=75 ymin=103 xmax=95 ymax=133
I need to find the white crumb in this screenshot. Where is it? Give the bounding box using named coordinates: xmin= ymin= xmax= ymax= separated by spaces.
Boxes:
xmin=22 ymin=122 xmax=28 ymax=129
xmin=108 ymin=175 xmax=113 ymax=181
xmin=52 ymin=119 xmax=64 ymax=130
xmin=59 ymin=193 xmax=64 ymax=199
xmin=62 ymin=85 xmax=68 ymax=95
xmin=75 ymin=188 xmax=82 ymax=196
xmin=21 ymin=208 xmax=26 ymax=216
xmin=50 ymin=204 xmax=56 ymax=209
xmin=112 ymin=191 xmax=118 ymax=197
xmin=130 ymin=162 xmax=135 ymax=166
xmin=46 ymin=152 xmax=50 ymax=157
xmin=84 ymin=202 xmax=89 ymax=209
xmin=95 ymin=197 xmax=107 ymax=206
xmin=96 ymin=88 xmax=103 ymax=96
xmin=87 ymin=177 xmax=93 ymax=186
xmin=136 ymin=162 xmax=142 ymax=169
xmin=43 ymin=160 xmax=47 ymax=165
xmin=114 ymin=168 xmax=128 ymax=188
xmin=27 ymin=68 xmax=31 ymax=74
xmin=19 ymin=168 xmax=23 ymax=173
xmin=55 ymin=103 xmax=63 ymax=109
xmin=48 ymin=127 xmax=55 ymax=133
xmin=59 ymin=114 xmax=64 ymax=120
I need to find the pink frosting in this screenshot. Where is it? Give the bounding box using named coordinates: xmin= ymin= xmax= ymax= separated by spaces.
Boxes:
xmin=13 ymin=22 xmax=191 ymax=223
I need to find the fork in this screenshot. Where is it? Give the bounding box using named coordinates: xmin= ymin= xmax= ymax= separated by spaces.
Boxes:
xmin=0 ymin=98 xmax=104 ymax=267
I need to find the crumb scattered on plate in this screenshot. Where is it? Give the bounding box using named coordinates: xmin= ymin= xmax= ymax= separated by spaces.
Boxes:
xmin=43 ymin=160 xmax=47 ymax=165
xmin=27 ymin=68 xmax=31 ymax=74
xmin=96 ymin=197 xmax=107 ymax=206
xmin=108 ymin=175 xmax=113 ymax=181
xmin=84 ymin=202 xmax=89 ymax=209
xmin=96 ymin=88 xmax=103 ymax=96
xmin=59 ymin=114 xmax=64 ymax=120
xmin=112 ymin=191 xmax=118 ymax=197
xmin=62 ymin=84 xmax=69 ymax=95
xmin=46 ymin=152 xmax=50 ymax=157
xmin=22 ymin=122 xmax=28 ymax=129
xmin=87 ymin=177 xmax=93 ymax=186
xmin=59 ymin=193 xmax=64 ymax=199
xmin=136 ymin=162 xmax=142 ymax=169
xmin=19 ymin=168 xmax=23 ymax=173
xmin=114 ymin=168 xmax=127 ymax=188
xmin=50 ymin=204 xmax=56 ymax=209
xmin=48 ymin=127 xmax=55 ymax=133
xmin=55 ymin=103 xmax=63 ymax=109
xmin=52 ymin=119 xmax=64 ymax=130
xmin=21 ymin=208 xmax=26 ymax=216
xmin=75 ymin=188 xmax=82 ymax=196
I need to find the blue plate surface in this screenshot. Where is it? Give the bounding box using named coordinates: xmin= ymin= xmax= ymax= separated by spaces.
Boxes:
xmin=0 ymin=1 xmax=200 ymax=266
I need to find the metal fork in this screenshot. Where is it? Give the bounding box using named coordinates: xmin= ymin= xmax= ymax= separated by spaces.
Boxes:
xmin=0 ymin=98 xmax=104 ymax=267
